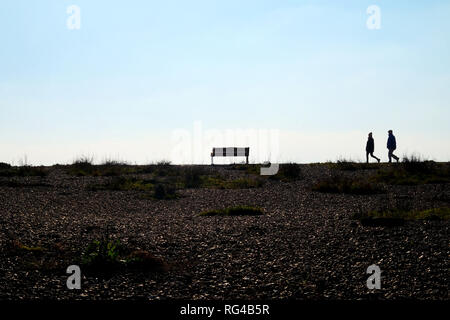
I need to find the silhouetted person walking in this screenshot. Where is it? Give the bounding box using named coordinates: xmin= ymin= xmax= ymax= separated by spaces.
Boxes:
xmin=366 ymin=132 xmax=380 ymax=163
xmin=387 ymin=130 xmax=399 ymax=163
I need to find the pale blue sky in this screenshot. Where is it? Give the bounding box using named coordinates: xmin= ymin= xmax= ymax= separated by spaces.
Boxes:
xmin=1 ymin=1 xmax=449 ymax=164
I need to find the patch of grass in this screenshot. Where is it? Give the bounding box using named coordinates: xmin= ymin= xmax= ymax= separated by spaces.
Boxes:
xmin=81 ymin=238 xmax=167 ymax=273
xmin=399 ymin=154 xmax=438 ymax=173
xmin=202 ymin=176 xmax=265 ymax=189
xmin=353 ymin=207 xmax=450 ymax=227
xmin=200 ymin=205 xmax=263 ymax=216
xmin=134 ymin=165 xmax=155 ymax=174
xmin=133 ymin=161 xmax=174 ymax=175
xmin=179 ymin=166 xmax=264 ymax=189
xmin=67 ymin=157 xmax=95 ymax=176
xmin=229 ymin=163 xmax=303 ymax=180
xmin=0 ymin=162 xmax=11 ymax=170
xmin=88 ymin=177 xmax=180 ymax=200
xmin=372 ymin=158 xmax=450 ymax=185
xmin=96 ymin=160 xmax=133 ymax=176
xmin=84 ymin=165 xmax=263 ymax=192
xmin=414 ymin=207 xmax=450 ymax=220
xmin=271 ymin=163 xmax=303 ymax=181
xmin=73 ymin=156 xmax=94 ymax=167
xmin=182 ymin=166 xmax=205 ymax=188
xmin=0 ymin=165 xmax=48 ymax=177
xmin=8 ymin=240 xmax=46 ymax=256
xmin=15 ymin=242 xmax=46 ymax=253
xmin=6 ymin=240 xmax=62 ymax=272
xmin=153 ymin=183 xmax=178 ymax=200
xmin=81 ymin=238 xmax=125 ymax=271
xmin=228 ymin=164 xmax=262 ymax=175
xmin=67 ymin=157 xmax=134 ymax=176
xmin=151 ymin=160 xmax=180 ymax=177
xmin=326 ymin=159 xmax=380 ymax=171
xmin=156 ymin=160 xmax=172 ymax=166
xmin=312 ymin=175 xmax=385 ymax=195
xmin=88 ymin=177 xmax=154 ymax=192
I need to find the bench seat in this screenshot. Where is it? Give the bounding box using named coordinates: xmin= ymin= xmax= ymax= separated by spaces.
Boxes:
xmin=211 ymin=147 xmax=249 ymax=164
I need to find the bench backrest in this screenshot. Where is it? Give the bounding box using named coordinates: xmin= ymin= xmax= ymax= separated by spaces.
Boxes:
xmin=212 ymin=147 xmax=249 ymax=157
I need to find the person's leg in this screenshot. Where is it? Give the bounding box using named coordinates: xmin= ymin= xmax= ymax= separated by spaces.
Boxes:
xmin=392 ymin=152 xmax=399 ymax=162
xmin=366 ymin=152 xmax=369 ymax=163
xmin=388 ymin=150 xmax=392 ymax=163
xmin=370 ymin=153 xmax=380 ymax=163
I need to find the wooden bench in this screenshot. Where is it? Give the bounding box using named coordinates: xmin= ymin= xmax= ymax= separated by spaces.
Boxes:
xmin=211 ymin=147 xmax=249 ymax=165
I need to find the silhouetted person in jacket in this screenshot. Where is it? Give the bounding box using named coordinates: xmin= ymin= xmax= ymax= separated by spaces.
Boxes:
xmin=366 ymin=132 xmax=380 ymax=163
xmin=387 ymin=130 xmax=399 ymax=163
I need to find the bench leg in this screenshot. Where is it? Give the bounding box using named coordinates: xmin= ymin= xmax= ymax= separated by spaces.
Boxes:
xmin=211 ymin=156 xmax=214 ymax=166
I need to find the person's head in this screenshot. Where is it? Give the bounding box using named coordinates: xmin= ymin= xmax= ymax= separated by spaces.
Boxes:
xmin=368 ymin=132 xmax=373 ymax=138
xmin=388 ymin=130 xmax=393 ymax=135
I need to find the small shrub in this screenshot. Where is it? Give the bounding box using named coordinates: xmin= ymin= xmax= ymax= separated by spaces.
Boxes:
xmin=373 ymin=160 xmax=450 ymax=185
xmin=152 ymin=160 xmax=175 ymax=177
xmin=73 ymin=156 xmax=94 ymax=167
xmin=153 ymin=184 xmax=165 ymax=199
xmin=88 ymin=177 xmax=154 ymax=192
xmin=11 ymin=240 xmax=46 ymax=254
xmin=153 ymin=183 xmax=177 ymax=200
xmin=182 ymin=166 xmax=205 ymax=188
xmin=19 ymin=166 xmax=48 ymax=177
xmin=335 ymin=159 xmax=359 ymax=171
xmin=227 ymin=206 xmax=263 ymax=216
xmin=200 ymin=205 xmax=263 ymax=216
xmin=228 ymin=164 xmax=261 ymax=175
xmin=156 ymin=160 xmax=172 ymax=166
xmin=134 ymin=161 xmax=177 ymax=175
xmin=203 ymin=176 xmax=264 ymax=189
xmin=0 ymin=165 xmax=48 ymax=177
xmin=270 ymin=163 xmax=303 ymax=181
xmin=327 ymin=159 xmax=379 ymax=171
xmin=68 ymin=157 xmax=95 ymax=176
xmin=353 ymin=207 xmax=450 ymax=227
xmin=280 ymin=163 xmax=302 ymax=179
xmin=136 ymin=165 xmax=155 ymax=174
xmin=0 ymin=162 xmax=11 ymax=170
xmin=415 ymin=207 xmax=450 ymax=220
xmin=68 ymin=157 xmax=133 ymax=176
xmin=82 ymin=238 xmax=167 ymax=273
xmin=401 ymin=155 xmax=435 ymax=174
xmin=101 ymin=159 xmax=128 ymax=166
xmin=97 ymin=160 xmax=132 ymax=176
xmin=82 ymin=238 xmax=124 ymax=270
